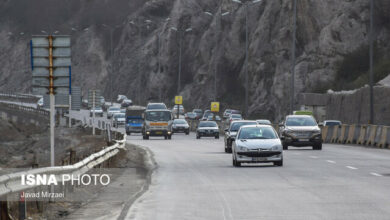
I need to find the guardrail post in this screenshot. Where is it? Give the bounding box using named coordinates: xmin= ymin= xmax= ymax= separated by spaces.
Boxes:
xmin=19 ymin=192 xmax=26 ymax=220
xmin=0 ymin=198 xmax=10 ymax=220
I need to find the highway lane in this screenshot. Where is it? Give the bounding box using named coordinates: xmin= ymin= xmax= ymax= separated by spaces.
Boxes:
xmin=124 ymin=133 xmax=390 ymax=220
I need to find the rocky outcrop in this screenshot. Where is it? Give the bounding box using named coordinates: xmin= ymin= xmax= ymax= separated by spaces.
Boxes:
xmin=0 ymin=0 xmax=389 ymax=121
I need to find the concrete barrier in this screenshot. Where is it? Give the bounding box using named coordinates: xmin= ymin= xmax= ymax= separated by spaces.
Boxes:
xmin=337 ymin=125 xmax=348 ymax=144
xmin=378 ymin=126 xmax=390 ymax=148
xmin=345 ymin=125 xmax=357 ymax=144
xmin=330 ymin=126 xmax=339 ymax=143
xmin=366 ymin=125 xmax=378 ymax=146
xmin=321 ymin=126 xmax=329 ymax=142
xmin=357 ymin=125 xmax=368 ymax=145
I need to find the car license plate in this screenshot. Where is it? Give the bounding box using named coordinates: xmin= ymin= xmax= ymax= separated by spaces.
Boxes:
xmin=156 ymin=131 xmax=163 ymax=135
xmin=252 ymin=157 xmax=266 ymax=162
xmin=299 ymin=139 xmax=309 ymax=141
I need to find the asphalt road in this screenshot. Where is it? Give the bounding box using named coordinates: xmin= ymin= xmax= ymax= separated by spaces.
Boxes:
xmin=124 ymin=133 xmax=390 ymax=220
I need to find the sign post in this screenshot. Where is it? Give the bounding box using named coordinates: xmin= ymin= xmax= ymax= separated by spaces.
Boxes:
xmin=92 ymin=91 xmax=96 ymax=135
xmin=211 ymin=102 xmax=220 ymax=121
xmin=175 ymin=96 xmax=183 ymax=119
xmin=88 ymin=90 xmax=101 ymax=135
xmin=31 ymin=35 xmax=71 ymax=167
xmin=68 ymin=66 xmax=72 ymax=128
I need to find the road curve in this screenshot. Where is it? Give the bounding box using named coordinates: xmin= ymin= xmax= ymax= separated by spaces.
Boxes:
xmin=124 ymin=133 xmax=390 ymax=220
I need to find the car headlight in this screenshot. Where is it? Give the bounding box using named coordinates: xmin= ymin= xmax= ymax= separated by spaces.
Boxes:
xmin=313 ymin=130 xmax=321 ymax=135
xmin=271 ymin=145 xmax=282 ymax=151
xmin=239 ymin=146 xmax=248 ymax=151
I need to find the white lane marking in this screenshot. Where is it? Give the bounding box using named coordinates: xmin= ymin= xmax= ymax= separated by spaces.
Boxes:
xmin=326 ymin=160 xmax=336 ymax=164
xmin=370 ymin=172 xmax=383 ymax=177
xmin=346 ymin=166 xmax=358 ymax=170
xmin=309 ymin=156 xmax=318 ymax=159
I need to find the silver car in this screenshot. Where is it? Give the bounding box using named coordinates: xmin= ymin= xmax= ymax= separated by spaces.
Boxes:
xmin=232 ymin=125 xmax=283 ymax=167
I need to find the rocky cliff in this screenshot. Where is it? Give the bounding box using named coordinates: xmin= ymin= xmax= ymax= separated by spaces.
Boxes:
xmin=0 ymin=0 xmax=389 ymax=120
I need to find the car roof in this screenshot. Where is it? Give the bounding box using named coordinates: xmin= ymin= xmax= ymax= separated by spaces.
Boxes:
xmin=145 ymin=109 xmax=170 ymax=112
xmin=231 ymin=120 xmax=257 ymax=124
xmin=148 ymin=102 xmax=165 ymax=105
xmin=240 ymin=124 xmax=274 ymax=129
xmin=286 ymin=114 xmax=313 ymax=118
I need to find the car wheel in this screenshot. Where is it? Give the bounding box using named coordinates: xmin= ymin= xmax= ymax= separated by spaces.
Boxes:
xmin=232 ymin=157 xmax=236 ymax=166
xmin=227 ymin=147 xmax=232 ymax=153
xmin=196 ymin=133 xmax=200 ymax=139
xmin=283 ymin=143 xmax=288 ymax=150
xmin=126 ymin=131 xmax=130 ymax=135
xmin=274 ymin=160 xmax=283 ymax=167
xmin=168 ymin=135 xmax=172 ymax=140
xmin=227 ymin=140 xmax=232 ymax=148
xmin=215 ymin=135 xmax=219 ymax=139
xmin=164 ymin=136 xmax=168 ymax=140
xmin=313 ymin=143 xmax=322 ymax=150
xmin=143 ymin=135 xmax=148 ymax=140
xmin=225 ymin=147 xmax=228 ymax=153
xmin=185 ymin=131 xmax=189 ymax=135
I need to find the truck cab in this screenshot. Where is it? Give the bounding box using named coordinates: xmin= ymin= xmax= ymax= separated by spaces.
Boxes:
xmin=142 ymin=109 xmax=173 ymax=140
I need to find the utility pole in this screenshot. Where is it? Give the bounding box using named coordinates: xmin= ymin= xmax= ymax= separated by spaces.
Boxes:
xmin=178 ymin=31 xmax=182 ymax=93
xmin=369 ymin=0 xmax=374 ymax=124
xmin=244 ymin=3 xmax=249 ymax=118
xmin=291 ymin=0 xmax=297 ymax=114
xmin=157 ymin=33 xmax=163 ymax=102
xmin=171 ymin=27 xmax=192 ymax=94
xmin=92 ymin=91 xmax=96 ymax=135
xmin=110 ymin=28 xmax=113 ymax=106
xmin=232 ymin=0 xmax=262 ymax=118
xmin=69 ymin=66 xmax=72 ymax=128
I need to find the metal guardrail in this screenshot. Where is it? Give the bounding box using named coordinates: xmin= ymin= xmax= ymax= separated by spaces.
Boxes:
xmin=0 ymin=93 xmax=39 ymax=99
xmin=0 ymin=135 xmax=126 ymax=197
xmin=0 ymin=102 xmax=48 ymax=116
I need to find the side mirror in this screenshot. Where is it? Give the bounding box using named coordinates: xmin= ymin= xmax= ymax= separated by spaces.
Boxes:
xmin=278 ymin=123 xmax=284 ymax=127
xmin=318 ymin=123 xmax=324 ymax=127
xmin=224 ymin=128 xmax=228 ymax=132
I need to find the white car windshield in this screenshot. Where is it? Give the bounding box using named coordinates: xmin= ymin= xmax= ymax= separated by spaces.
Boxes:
xmin=230 ymin=122 xmax=257 ymax=131
xmin=238 ymin=127 xmax=277 ymax=139
xmin=199 ymin=122 xmax=217 ymax=127
xmin=114 ymin=113 xmax=125 ymax=119
xmin=174 ymin=119 xmax=187 ymax=124
xmin=145 ymin=111 xmax=171 ymax=121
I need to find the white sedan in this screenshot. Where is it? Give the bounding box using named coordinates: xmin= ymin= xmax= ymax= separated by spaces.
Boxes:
xmin=232 ymin=125 xmax=283 ymax=167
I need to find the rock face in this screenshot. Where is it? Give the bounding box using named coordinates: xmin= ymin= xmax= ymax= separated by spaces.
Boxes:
xmin=0 ymin=0 xmax=389 ymax=121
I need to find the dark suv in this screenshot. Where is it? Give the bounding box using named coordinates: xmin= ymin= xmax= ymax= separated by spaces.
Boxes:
xmin=279 ymin=115 xmax=322 ymax=150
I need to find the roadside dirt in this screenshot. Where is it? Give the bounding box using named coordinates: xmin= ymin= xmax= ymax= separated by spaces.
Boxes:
xmin=0 ymin=118 xmax=106 ymax=168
